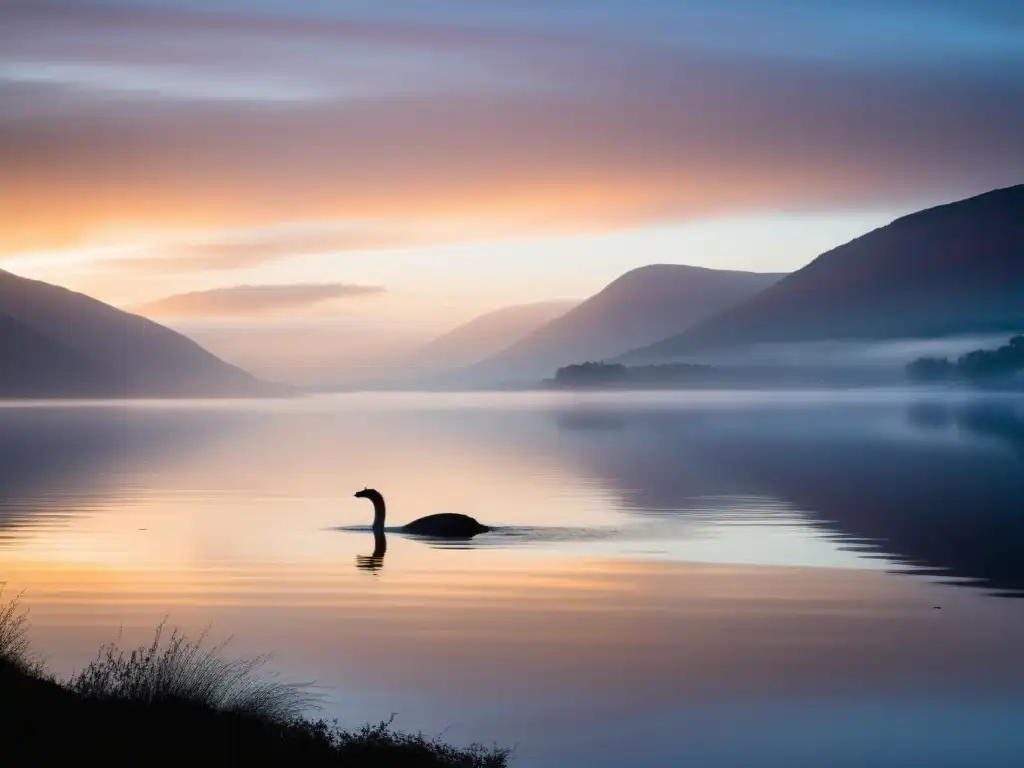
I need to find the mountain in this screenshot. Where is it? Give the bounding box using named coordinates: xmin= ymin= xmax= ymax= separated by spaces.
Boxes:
xmin=0 ymin=269 xmax=277 ymax=397
xmin=0 ymin=313 xmax=113 ymax=397
xmin=410 ymin=300 xmax=578 ymax=371
xmin=626 ymin=184 xmax=1024 ymax=361
xmin=473 ymin=265 xmax=784 ymax=379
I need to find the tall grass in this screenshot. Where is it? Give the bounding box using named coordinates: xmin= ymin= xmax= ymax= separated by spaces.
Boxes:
xmin=314 ymin=717 xmax=511 ymax=767
xmin=0 ymin=589 xmax=511 ymax=765
xmin=0 ymin=585 xmax=35 ymax=673
xmin=70 ymin=620 xmax=315 ymax=722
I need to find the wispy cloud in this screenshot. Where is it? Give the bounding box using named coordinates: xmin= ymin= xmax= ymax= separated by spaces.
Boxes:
xmin=0 ymin=60 xmax=335 ymax=103
xmin=99 ymin=222 xmax=438 ymax=273
xmin=2 ymin=1 xmax=1022 ymax=255
xmin=131 ymin=283 xmax=386 ymax=318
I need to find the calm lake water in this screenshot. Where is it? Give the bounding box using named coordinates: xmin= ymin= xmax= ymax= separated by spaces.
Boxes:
xmin=2 ymin=391 xmax=1023 ymax=766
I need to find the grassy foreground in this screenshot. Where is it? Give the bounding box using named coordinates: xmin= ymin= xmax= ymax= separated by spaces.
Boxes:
xmin=0 ymin=589 xmax=509 ymax=766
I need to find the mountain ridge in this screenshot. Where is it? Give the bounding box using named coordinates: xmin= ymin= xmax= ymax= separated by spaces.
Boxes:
xmin=475 ymin=264 xmax=785 ymax=379
xmin=624 ymin=184 xmax=1024 ymax=361
xmin=0 ymin=312 xmax=116 ymax=397
xmin=0 ymin=269 xmax=281 ymax=397
xmin=410 ymin=300 xmax=578 ymax=371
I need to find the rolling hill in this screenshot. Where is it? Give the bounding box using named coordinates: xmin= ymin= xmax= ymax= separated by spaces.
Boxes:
xmin=473 ymin=265 xmax=785 ymax=379
xmin=625 ymin=184 xmax=1024 ymax=361
xmin=0 ymin=269 xmax=277 ymax=397
xmin=410 ymin=300 xmax=578 ymax=371
xmin=0 ymin=312 xmax=114 ymax=397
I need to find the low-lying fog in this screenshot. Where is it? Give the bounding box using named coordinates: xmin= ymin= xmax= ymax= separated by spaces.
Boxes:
xmin=172 ymin=317 xmax=1020 ymax=391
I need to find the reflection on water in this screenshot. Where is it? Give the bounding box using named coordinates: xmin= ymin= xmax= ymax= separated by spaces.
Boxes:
xmin=355 ymin=530 xmax=387 ymax=574
xmin=550 ymin=396 xmax=1024 ymax=596
xmin=1 ymin=392 xmax=1023 ymax=766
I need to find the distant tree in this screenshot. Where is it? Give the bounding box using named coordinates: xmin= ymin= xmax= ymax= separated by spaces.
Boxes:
xmin=554 ymin=362 xmax=628 ymax=387
xmin=957 ymin=335 xmax=1024 ymax=381
xmin=907 ymin=335 xmax=1024 ymax=385
xmin=553 ymin=361 xmax=716 ymax=388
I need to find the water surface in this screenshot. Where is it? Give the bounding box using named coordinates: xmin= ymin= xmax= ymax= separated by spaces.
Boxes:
xmin=1 ymin=391 xmax=1023 ymax=766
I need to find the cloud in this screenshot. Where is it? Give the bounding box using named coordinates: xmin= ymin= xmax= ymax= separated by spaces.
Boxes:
xmin=131 ymin=283 xmax=386 ymax=318
xmin=100 ymin=222 xmax=435 ymax=273
xmin=2 ymin=2 xmax=1022 ymax=254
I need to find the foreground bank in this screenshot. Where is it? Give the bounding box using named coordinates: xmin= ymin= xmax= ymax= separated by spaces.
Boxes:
xmin=0 ymin=592 xmax=508 ymax=766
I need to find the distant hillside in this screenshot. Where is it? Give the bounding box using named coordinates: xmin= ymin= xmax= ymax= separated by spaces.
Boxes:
xmin=474 ymin=265 xmax=784 ymax=379
xmin=410 ymin=300 xmax=578 ymax=371
xmin=0 ymin=269 xmax=278 ymax=397
xmin=626 ymin=184 xmax=1024 ymax=361
xmin=0 ymin=313 xmax=114 ymax=397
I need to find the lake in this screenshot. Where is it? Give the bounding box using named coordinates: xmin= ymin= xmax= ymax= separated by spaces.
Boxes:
xmin=1 ymin=390 xmax=1023 ymax=766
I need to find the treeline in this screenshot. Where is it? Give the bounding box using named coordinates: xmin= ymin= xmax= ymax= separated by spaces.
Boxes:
xmin=906 ymin=335 xmax=1024 ymax=385
xmin=552 ymin=361 xmax=716 ymax=388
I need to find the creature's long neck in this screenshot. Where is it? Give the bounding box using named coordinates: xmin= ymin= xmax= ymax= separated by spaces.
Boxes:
xmin=371 ymin=496 xmax=386 ymax=531
xmin=372 ymin=529 xmax=387 ymax=558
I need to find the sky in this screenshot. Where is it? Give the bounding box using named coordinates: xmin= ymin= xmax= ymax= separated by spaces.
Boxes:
xmin=2 ymin=0 xmax=1022 ymax=365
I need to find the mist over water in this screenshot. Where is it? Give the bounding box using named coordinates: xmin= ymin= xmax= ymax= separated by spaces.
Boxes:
xmin=1 ymin=391 xmax=1022 ymax=766
xmin=684 ymin=333 xmax=1019 ymax=368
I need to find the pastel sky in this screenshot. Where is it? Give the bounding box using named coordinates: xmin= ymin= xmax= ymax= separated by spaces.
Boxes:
xmin=2 ymin=0 xmax=1022 ymax=338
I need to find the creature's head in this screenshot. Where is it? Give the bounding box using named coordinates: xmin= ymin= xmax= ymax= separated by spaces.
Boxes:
xmin=354 ymin=487 xmax=381 ymax=502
